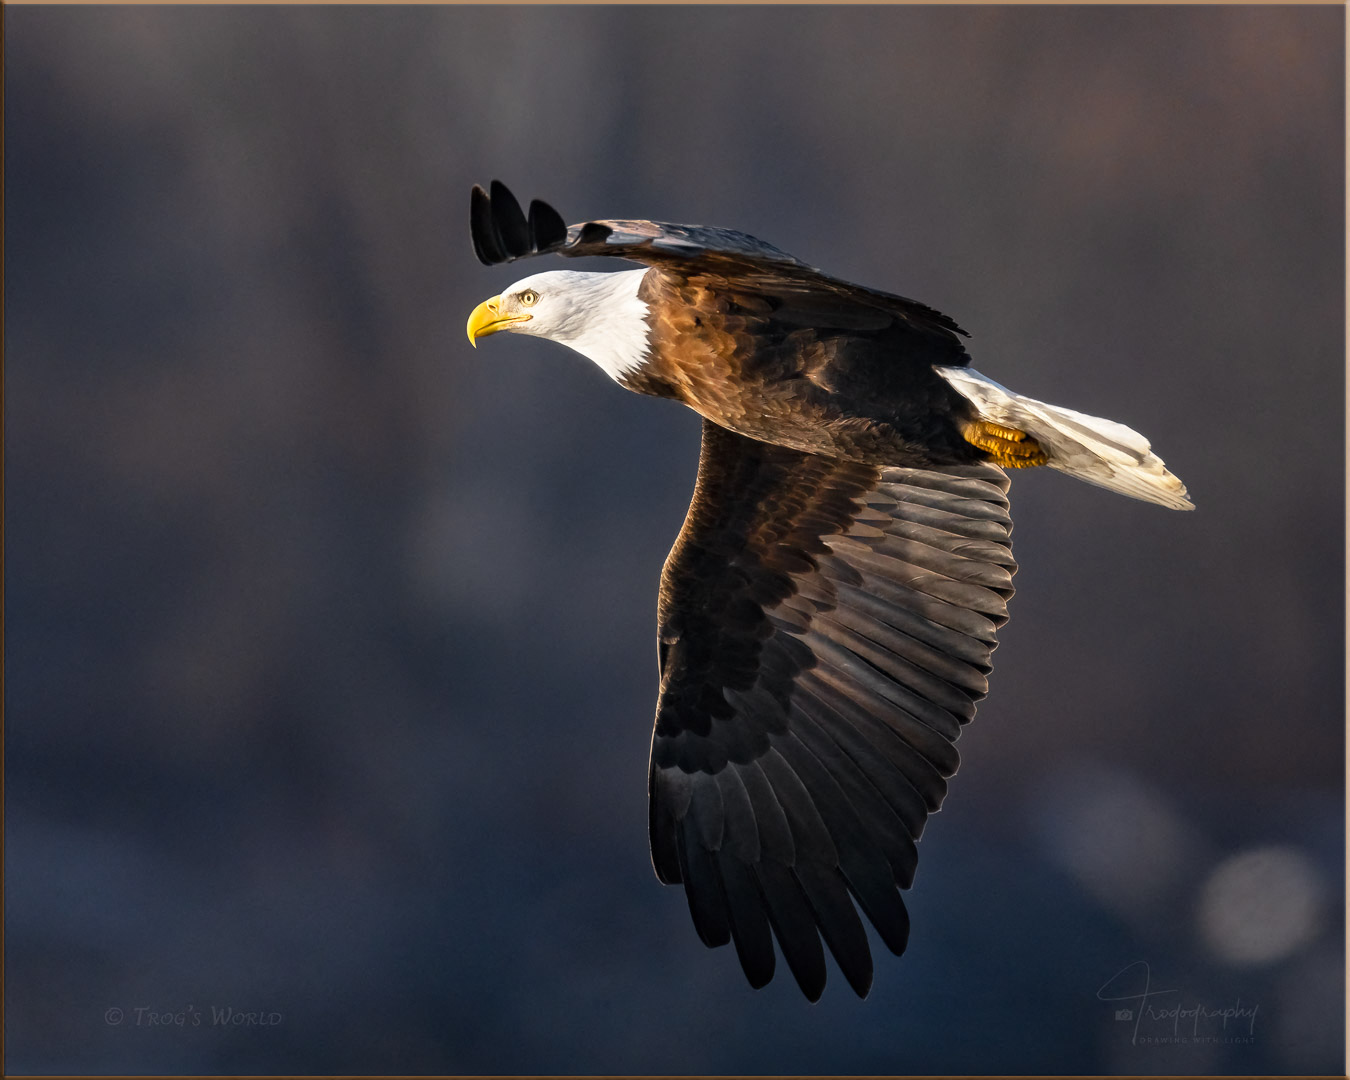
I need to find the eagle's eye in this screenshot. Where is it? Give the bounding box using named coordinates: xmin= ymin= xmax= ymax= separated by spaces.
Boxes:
xmin=519 ymin=290 xmax=539 ymax=307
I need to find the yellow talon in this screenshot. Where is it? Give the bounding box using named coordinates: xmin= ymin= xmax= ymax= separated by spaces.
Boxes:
xmin=980 ymin=422 xmax=1027 ymax=443
xmin=962 ymin=420 xmax=1048 ymax=468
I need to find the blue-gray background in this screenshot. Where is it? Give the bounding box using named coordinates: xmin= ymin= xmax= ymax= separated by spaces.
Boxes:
xmin=6 ymin=6 xmax=1344 ymax=1076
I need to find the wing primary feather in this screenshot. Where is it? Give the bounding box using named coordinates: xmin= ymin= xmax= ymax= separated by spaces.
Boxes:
xmin=528 ymin=198 xmax=568 ymax=252
xmin=793 ymin=863 xmax=874 ymax=998
xmin=716 ymin=852 xmax=776 ymax=989
xmin=788 ymin=709 xmax=920 ymax=887
xmin=790 ymin=679 xmax=934 ymax=836
xmin=753 ymin=861 xmax=828 ymax=1001
xmin=736 ymin=761 xmax=796 ymax=865
xmin=772 ymin=734 xmax=912 ymax=956
xmin=677 ymin=818 xmax=731 ymax=948
xmin=470 ymin=184 xmax=506 ymax=265
xmin=488 ymin=180 xmax=531 ymax=258
xmin=756 ymin=747 xmax=839 ymax=863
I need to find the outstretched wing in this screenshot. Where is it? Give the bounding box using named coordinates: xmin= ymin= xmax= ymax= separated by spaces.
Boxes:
xmin=649 ymin=419 xmax=1016 ymax=1000
xmin=470 ymin=180 xmax=969 ymax=340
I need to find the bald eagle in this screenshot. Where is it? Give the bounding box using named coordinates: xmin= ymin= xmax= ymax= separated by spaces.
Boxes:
xmin=467 ymin=181 xmax=1190 ymax=1002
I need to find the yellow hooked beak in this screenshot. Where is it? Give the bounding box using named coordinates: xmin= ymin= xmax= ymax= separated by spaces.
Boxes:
xmin=466 ymin=295 xmax=532 ymax=347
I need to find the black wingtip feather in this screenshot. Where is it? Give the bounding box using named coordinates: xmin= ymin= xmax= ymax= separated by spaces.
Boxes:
xmin=470 ymin=184 xmax=505 ymax=265
xmin=794 ymin=863 xmax=874 ymax=998
xmin=754 ymin=862 xmax=828 ymax=1001
xmin=528 ymin=198 xmax=568 ymax=252
xmin=717 ymin=853 xmax=776 ymax=990
xmin=677 ymin=821 xmax=731 ymax=948
xmin=488 ymin=180 xmax=531 ymax=258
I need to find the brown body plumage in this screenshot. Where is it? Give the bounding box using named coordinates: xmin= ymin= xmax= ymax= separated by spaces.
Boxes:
xmin=627 ymin=269 xmax=985 ymax=466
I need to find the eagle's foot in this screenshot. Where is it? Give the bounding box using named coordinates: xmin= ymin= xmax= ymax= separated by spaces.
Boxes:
xmin=962 ymin=420 xmax=1048 ymax=468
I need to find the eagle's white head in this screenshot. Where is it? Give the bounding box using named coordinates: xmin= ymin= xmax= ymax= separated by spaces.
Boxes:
xmin=466 ymin=268 xmax=652 ymax=382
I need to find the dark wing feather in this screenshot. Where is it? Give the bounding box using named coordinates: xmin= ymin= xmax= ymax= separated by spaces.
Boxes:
xmin=470 ymin=181 xmax=968 ymax=339
xmin=648 ymin=420 xmax=1015 ymax=1001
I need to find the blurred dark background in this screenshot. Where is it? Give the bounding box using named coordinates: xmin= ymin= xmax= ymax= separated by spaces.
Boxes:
xmin=5 ymin=6 xmax=1344 ymax=1075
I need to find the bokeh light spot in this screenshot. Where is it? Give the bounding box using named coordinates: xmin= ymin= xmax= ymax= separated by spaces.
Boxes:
xmin=1197 ymin=846 xmax=1326 ymax=966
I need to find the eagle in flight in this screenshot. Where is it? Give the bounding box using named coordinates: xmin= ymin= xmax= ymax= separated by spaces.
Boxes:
xmin=466 ymin=181 xmax=1191 ymax=1001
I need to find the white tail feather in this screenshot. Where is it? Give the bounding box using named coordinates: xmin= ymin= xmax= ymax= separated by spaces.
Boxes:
xmin=937 ymin=367 xmax=1193 ymax=510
